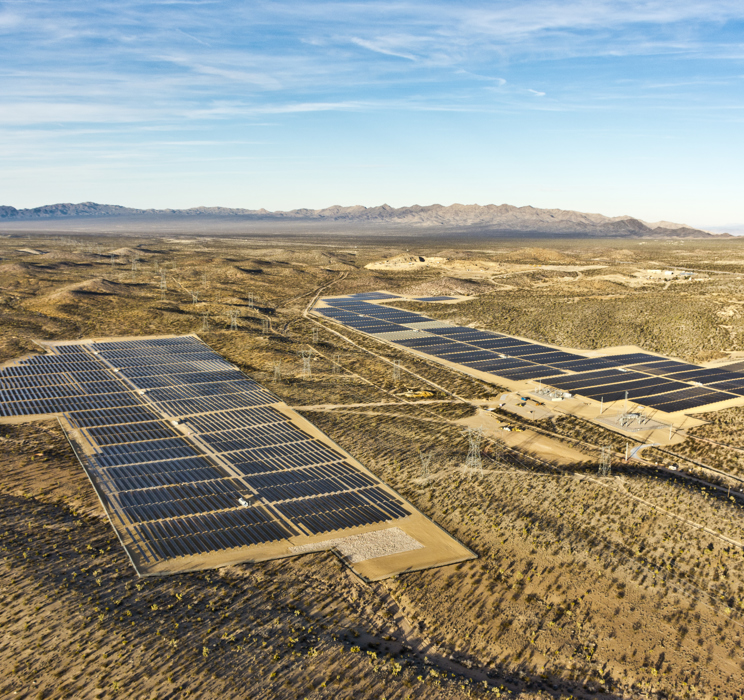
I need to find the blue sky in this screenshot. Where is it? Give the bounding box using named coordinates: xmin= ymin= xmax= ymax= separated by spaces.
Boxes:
xmin=1 ymin=1 xmax=743 ymax=228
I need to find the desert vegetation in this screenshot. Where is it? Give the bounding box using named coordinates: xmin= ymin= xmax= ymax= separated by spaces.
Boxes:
xmin=3 ymin=233 xmax=744 ymax=697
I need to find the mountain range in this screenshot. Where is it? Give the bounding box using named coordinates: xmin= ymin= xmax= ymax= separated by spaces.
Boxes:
xmin=0 ymin=201 xmax=729 ymax=238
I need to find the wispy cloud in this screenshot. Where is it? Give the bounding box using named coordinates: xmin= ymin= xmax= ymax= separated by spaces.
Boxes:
xmin=350 ymin=37 xmax=418 ymax=61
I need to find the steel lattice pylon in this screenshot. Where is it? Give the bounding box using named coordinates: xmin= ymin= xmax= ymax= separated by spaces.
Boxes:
xmin=464 ymin=426 xmax=484 ymax=474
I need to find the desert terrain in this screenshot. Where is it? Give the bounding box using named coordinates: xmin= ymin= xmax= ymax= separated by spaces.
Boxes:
xmin=2 ymin=230 xmax=744 ymax=699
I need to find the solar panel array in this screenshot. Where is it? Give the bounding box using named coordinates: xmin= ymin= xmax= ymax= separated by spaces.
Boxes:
xmin=317 ymin=294 xmax=744 ymax=414
xmin=0 ymin=336 xmax=411 ymax=568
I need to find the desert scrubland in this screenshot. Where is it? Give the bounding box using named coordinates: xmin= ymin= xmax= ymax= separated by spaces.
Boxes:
xmin=2 ymin=231 xmax=744 ymax=699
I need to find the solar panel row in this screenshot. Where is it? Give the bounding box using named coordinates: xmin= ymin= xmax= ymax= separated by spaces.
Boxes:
xmin=0 ymin=335 xmax=418 ymax=567
xmin=317 ymin=294 xmax=744 ymax=415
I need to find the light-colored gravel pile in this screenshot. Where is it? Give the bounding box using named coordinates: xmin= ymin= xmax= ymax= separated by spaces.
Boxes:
xmin=290 ymin=527 xmax=424 ymax=563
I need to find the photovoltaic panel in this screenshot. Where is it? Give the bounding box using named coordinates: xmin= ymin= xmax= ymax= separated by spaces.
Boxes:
xmin=548 ymin=358 xmax=620 ymax=372
xmin=544 ymin=370 xmax=632 ymax=390
xmin=663 ymin=368 xmax=744 ymax=384
xmin=495 ymin=365 xmax=566 ymax=380
xmin=518 ymin=351 xmax=584 ymax=364
xmin=461 ymin=358 xmax=534 ymax=371
xmin=497 ymin=344 xmax=555 ymax=357
xmin=633 ymin=388 xmax=735 ymax=412
xmin=624 ymin=360 xmax=700 ymax=375
xmin=600 ymin=353 xmax=665 ymax=366
xmin=573 ymin=377 xmax=682 ymax=400
xmin=707 ymin=378 xmax=744 ymax=394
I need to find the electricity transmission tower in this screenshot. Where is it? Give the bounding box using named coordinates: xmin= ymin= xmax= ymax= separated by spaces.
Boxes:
xmin=464 ymin=426 xmax=484 ymax=474
xmin=202 ymin=271 xmax=208 ymax=287
xmin=300 ymin=349 xmax=313 ymax=378
xmin=312 ymin=327 xmax=319 ymax=344
xmin=247 ymin=292 xmax=254 ymax=307
xmin=192 ymin=292 xmax=198 ymax=305
xmin=110 ymin=253 xmax=116 ymax=268
xmin=392 ymin=360 xmax=401 ymax=381
xmin=272 ymin=362 xmax=282 ymax=383
xmin=332 ymin=353 xmax=341 ymax=381
xmin=228 ymin=309 xmax=239 ymax=331
xmin=262 ymin=318 xmax=269 ymax=335
xmin=419 ymin=449 xmax=434 ymax=481
xmin=599 ymin=446 xmax=612 ymax=476
xmin=201 ymin=311 xmax=210 ymax=332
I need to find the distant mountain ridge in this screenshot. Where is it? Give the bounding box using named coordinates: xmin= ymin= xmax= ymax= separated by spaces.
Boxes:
xmin=0 ymin=201 xmax=729 ymax=238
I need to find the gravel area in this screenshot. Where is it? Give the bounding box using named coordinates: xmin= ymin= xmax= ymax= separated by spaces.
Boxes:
xmin=290 ymin=527 xmax=424 ymax=563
